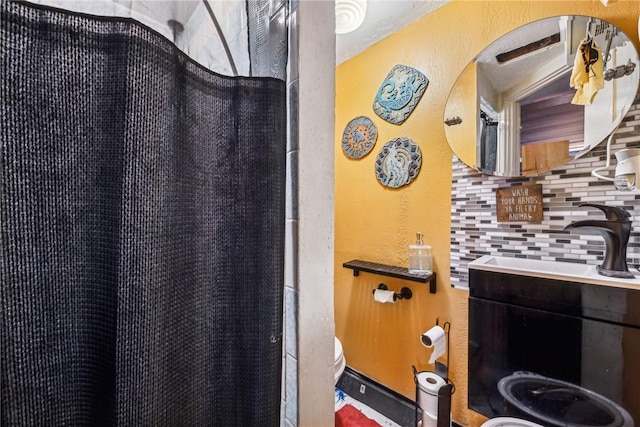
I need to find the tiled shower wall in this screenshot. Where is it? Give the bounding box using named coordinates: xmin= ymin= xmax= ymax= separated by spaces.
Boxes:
xmin=282 ymin=0 xmax=298 ymax=425
xmin=451 ymin=95 xmax=640 ymax=289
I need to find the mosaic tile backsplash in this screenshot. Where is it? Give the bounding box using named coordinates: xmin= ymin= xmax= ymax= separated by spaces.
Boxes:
xmin=450 ymin=96 xmax=640 ymax=289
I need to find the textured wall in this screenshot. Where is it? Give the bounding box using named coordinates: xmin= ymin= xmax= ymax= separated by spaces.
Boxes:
xmin=335 ymin=1 xmax=640 ymax=426
xmin=296 ymin=1 xmax=337 ymax=426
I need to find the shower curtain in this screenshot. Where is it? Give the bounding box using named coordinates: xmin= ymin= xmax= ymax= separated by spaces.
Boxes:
xmin=479 ymin=112 xmax=498 ymax=173
xmin=1 ymin=1 xmax=286 ymax=425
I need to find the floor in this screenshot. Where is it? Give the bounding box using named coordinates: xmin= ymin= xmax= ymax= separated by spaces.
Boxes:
xmin=335 ymin=387 xmax=402 ymax=427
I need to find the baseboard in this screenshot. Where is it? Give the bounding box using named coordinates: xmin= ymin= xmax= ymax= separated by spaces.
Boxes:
xmin=336 ymin=366 xmax=463 ymax=427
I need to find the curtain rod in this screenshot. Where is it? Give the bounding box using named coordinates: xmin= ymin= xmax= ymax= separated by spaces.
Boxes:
xmin=202 ymin=0 xmax=238 ymax=77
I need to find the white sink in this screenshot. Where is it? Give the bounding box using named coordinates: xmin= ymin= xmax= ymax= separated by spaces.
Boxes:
xmin=468 ymin=255 xmax=640 ymax=288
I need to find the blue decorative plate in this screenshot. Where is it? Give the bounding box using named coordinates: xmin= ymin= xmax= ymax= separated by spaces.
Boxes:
xmin=341 ymin=116 xmax=378 ymax=159
xmin=374 ymin=137 xmax=422 ymax=188
xmin=372 ymin=64 xmax=428 ymax=125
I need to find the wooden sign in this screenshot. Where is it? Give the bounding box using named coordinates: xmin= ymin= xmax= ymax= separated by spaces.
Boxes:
xmin=496 ymin=184 xmax=543 ymax=223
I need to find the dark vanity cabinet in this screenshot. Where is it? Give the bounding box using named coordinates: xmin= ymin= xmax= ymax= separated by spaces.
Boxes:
xmin=468 ymin=269 xmax=640 ymax=427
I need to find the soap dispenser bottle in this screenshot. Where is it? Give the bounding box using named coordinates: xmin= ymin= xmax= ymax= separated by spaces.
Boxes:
xmin=408 ymin=232 xmax=432 ymax=275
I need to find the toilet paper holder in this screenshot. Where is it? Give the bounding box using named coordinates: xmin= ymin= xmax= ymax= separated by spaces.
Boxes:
xmin=372 ymin=283 xmax=413 ymax=301
xmin=413 ymin=320 xmax=453 ymax=427
xmin=412 ymin=365 xmax=455 ymax=427
xmin=434 ymin=319 xmax=450 ymax=381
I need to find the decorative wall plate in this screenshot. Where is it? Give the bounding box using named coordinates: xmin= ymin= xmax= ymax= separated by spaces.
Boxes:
xmin=341 ymin=116 xmax=378 ymax=159
xmin=372 ymin=64 xmax=428 ymax=125
xmin=375 ymin=137 xmax=422 ymax=188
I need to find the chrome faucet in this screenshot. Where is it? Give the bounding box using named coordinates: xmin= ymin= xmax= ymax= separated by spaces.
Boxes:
xmin=563 ymin=203 xmax=634 ymax=278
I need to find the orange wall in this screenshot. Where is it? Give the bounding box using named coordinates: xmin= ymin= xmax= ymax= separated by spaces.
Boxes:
xmin=334 ymin=1 xmax=640 ymax=426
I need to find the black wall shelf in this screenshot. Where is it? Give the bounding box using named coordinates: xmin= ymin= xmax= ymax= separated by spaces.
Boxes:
xmin=343 ymin=259 xmax=436 ymax=293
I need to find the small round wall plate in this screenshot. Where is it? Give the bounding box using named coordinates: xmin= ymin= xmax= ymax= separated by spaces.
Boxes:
xmin=374 ymin=137 xmax=422 ymax=188
xmin=341 ymin=116 xmax=378 ymax=159
xmin=372 ymin=64 xmax=428 ymax=125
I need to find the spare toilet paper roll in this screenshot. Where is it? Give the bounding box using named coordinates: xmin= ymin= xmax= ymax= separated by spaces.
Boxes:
xmin=421 ymin=325 xmax=446 ymax=364
xmin=420 ymin=409 xmax=438 ymax=427
xmin=416 ymin=371 xmax=446 ymax=417
xmin=373 ymin=289 xmax=395 ymax=303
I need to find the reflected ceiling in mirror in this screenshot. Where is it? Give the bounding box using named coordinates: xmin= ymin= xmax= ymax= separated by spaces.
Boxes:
xmin=444 ymin=16 xmax=639 ymax=177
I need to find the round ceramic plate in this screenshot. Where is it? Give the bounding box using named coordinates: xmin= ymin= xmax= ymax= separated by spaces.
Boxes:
xmin=341 ymin=116 xmax=378 ymax=159
xmin=374 ymin=137 xmax=421 ymax=188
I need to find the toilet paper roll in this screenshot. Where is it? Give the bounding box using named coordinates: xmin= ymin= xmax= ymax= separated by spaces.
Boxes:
xmin=373 ymin=289 xmax=395 ymax=303
xmin=420 ymin=410 xmax=438 ymax=427
xmin=416 ymin=371 xmax=446 ymax=418
xmin=421 ymin=325 xmax=446 ymax=364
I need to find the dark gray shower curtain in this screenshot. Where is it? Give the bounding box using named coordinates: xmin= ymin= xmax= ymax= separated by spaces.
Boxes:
xmin=1 ymin=2 xmax=286 ymax=425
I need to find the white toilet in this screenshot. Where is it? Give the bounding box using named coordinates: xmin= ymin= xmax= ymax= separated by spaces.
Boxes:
xmin=481 ymin=417 xmax=543 ymax=427
xmin=334 ymin=336 xmax=346 ymax=385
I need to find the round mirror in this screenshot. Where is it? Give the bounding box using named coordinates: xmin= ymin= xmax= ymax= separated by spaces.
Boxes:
xmin=444 ymin=16 xmax=639 ymax=177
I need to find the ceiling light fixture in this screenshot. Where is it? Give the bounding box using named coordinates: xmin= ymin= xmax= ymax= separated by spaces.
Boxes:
xmin=335 ymin=0 xmax=367 ymax=34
